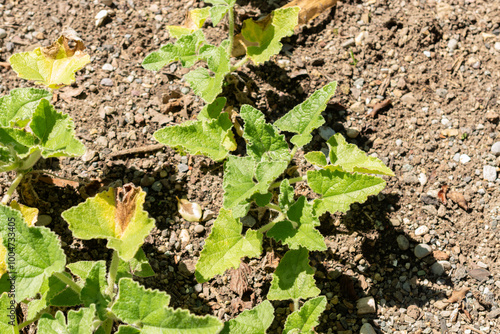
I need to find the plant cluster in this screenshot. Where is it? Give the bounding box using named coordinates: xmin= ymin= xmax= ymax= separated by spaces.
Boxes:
xmin=0 ymin=0 xmax=393 ymax=333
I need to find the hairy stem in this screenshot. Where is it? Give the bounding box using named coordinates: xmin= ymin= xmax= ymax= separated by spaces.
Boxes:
xmin=1 ymin=172 xmax=25 ymax=205
xmin=231 ymin=56 xmax=248 ymax=71
xmin=293 ymin=298 xmax=300 ymax=312
xmin=290 ymin=146 xmax=298 ymax=159
xmin=53 ymin=271 xmax=82 ymax=295
xmin=20 ymin=149 xmax=42 ymax=171
xmin=227 ymin=5 xmax=235 ymax=55
xmin=105 ymin=251 xmax=120 ymax=298
xmin=269 ymin=175 xmax=307 ymax=190
xmin=257 ymin=212 xmax=285 ymax=234
xmin=266 ymin=202 xmax=282 ymax=213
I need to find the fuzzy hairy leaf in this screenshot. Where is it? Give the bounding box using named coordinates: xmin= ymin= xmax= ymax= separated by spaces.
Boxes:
xmin=154 ymin=112 xmax=236 ymax=161
xmin=184 ymin=45 xmax=231 ymax=103
xmin=112 ymin=278 xmax=223 ymax=333
xmin=117 ymin=248 xmax=155 ymax=280
xmin=37 ymin=305 xmax=96 ymax=334
xmin=0 ymin=293 xmax=16 ymax=333
xmin=116 ymin=326 xmax=141 ymax=334
xmin=62 ymin=184 xmax=155 ymax=262
xmin=304 ymin=151 xmax=327 ymax=167
xmin=242 ymin=7 xmax=299 ymax=65
xmin=142 ymin=30 xmax=206 ymax=71
xmin=197 ymin=97 xmax=226 ymax=121
xmin=267 ymin=197 xmax=326 ymax=251
xmin=240 ymin=104 xmax=290 ymax=162
xmin=307 ymin=169 xmax=386 ymax=216
xmin=167 ymin=8 xmax=210 ymax=38
xmin=9 ymin=30 xmax=90 ymax=89
xmin=223 ymin=156 xmax=288 ymax=218
xmin=283 ymin=296 xmax=327 ymax=334
xmin=0 ymin=88 xmax=51 ymax=128
xmin=0 ymin=204 xmax=66 ymax=301
xmin=275 ymin=82 xmax=337 ymax=147
xmin=220 ymin=300 xmax=274 ymax=334
xmin=327 ymin=133 xmax=394 ymax=176
xmin=196 ymin=208 xmax=262 ymax=283
xmin=209 ymin=5 xmax=229 ymax=26
xmin=268 ymin=248 xmax=320 ymax=301
xmin=80 ymin=261 xmax=110 ymax=320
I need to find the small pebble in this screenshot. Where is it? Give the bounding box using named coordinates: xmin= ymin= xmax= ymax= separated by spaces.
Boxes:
xmin=491 ymin=142 xmax=500 ymax=156
xmin=459 ymin=154 xmax=471 ymax=164
xmin=360 ymin=323 xmax=377 ymax=334
xmin=194 ymin=225 xmax=205 ymax=234
xmin=318 ymin=126 xmax=335 ymax=141
xmin=151 ymin=181 xmax=162 ymax=192
xmin=100 ymin=78 xmax=113 ymax=86
xmin=357 ymin=296 xmax=376 ymax=314
xmin=415 ymin=225 xmax=429 ymax=236
xmin=178 ymin=163 xmax=189 ymax=173
xmin=448 ymin=39 xmax=458 ymax=51
xmin=102 ymin=63 xmax=114 ymax=71
xmin=36 ymin=215 xmax=52 ymax=226
xmin=397 ymin=235 xmax=410 ymax=251
xmin=483 ymin=165 xmax=497 ymax=182
xmin=0 ymin=28 xmax=7 ymax=39
xmin=241 ymin=215 xmax=256 ymax=228
xmin=342 ymin=38 xmax=355 ymax=48
xmin=95 ymin=10 xmax=109 ymax=27
xmin=415 ymin=244 xmax=432 ymax=258
xmin=346 ymin=127 xmax=360 ymax=139
xmin=418 ymin=173 xmax=427 ymax=186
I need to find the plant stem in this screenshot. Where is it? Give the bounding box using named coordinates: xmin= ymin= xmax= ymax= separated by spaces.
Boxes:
xmin=293 ymin=298 xmax=300 ymax=312
xmin=53 ymin=271 xmax=82 ymax=295
xmin=290 ymin=146 xmax=298 ymax=159
xmin=269 ymin=175 xmax=307 ymax=190
xmin=257 ymin=212 xmax=285 ymax=234
xmin=266 ymin=202 xmax=282 ymax=213
xmin=105 ymin=250 xmax=120 ymax=298
xmin=227 ymin=5 xmax=235 ymax=56
xmin=230 ymin=56 xmax=248 ymax=71
xmin=20 ymin=149 xmax=42 ymax=171
xmin=1 ymin=172 xmax=25 ymax=205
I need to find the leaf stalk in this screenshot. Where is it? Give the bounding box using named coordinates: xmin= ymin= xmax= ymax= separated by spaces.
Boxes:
xmin=1 ymin=172 xmax=25 ymax=205
xmin=105 ymin=250 xmax=120 ymax=298
xmin=257 ymin=212 xmax=285 ymax=234
xmin=53 ymin=271 xmax=82 ymax=295
xmin=227 ymin=5 xmax=235 ymax=56
xmin=269 ymin=175 xmax=306 ymax=190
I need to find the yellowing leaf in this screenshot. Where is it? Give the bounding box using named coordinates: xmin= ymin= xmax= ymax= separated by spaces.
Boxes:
xmin=61 ymin=184 xmax=155 ymax=261
xmin=9 ymin=28 xmax=90 ymax=89
xmin=168 ymin=8 xmax=210 ymax=38
xmin=10 ymin=200 xmax=38 ymax=226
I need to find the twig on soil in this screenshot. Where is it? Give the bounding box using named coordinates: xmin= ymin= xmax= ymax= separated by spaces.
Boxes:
xmin=464 ymin=325 xmax=486 ymax=334
xmin=108 ymin=144 xmax=164 ymax=159
xmin=367 ymin=99 xmax=391 ymax=118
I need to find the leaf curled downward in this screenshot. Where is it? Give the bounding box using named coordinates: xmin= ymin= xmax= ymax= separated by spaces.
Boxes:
xmin=62 ymin=184 xmax=155 ymax=261
xmin=177 ymin=197 xmax=203 ymax=222
xmin=9 ymin=28 xmax=90 ymax=89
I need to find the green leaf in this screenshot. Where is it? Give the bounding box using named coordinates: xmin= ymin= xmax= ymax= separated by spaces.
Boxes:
xmin=80 ymin=261 xmax=110 ymax=320
xmin=0 ymin=204 xmax=66 ymax=301
xmin=142 ymin=30 xmax=206 ymax=71
xmin=240 ymin=105 xmax=290 ymax=162
xmin=307 ymin=169 xmax=386 ymax=216
xmin=154 ymin=112 xmax=236 ymax=161
xmin=195 ymin=208 xmax=262 ymax=283
xmin=0 ymin=88 xmax=51 ymax=127
xmin=116 ymin=326 xmax=141 ymax=334
xmin=66 ymin=261 xmax=95 ymax=282
xmin=327 ymin=133 xmax=394 ymax=176
xmin=275 ymin=82 xmax=337 ymax=147
xmin=223 ymin=156 xmax=288 ymax=218
xmin=242 ymin=7 xmax=299 ymax=65
xmin=112 ymin=278 xmax=223 ymax=333
xmin=9 ymin=31 xmax=90 ymax=89
xmin=205 ymin=0 xmax=236 ymax=5
xmin=267 ymin=197 xmax=326 ymax=251
xmin=0 ymin=293 xmax=16 ymax=334
xmin=267 ymin=248 xmax=320 ymax=301
xmin=283 ymin=296 xmax=327 ymax=334
xmin=31 ymin=99 xmax=85 ymax=158
xmin=184 ymin=45 xmax=231 ymax=103
xmin=198 ymin=97 xmax=227 ymax=121
xmin=278 ymin=179 xmax=295 ymax=212
xmin=252 ymin=192 xmax=272 ymax=207
xmin=167 ymin=8 xmax=211 ymax=38
xmin=117 ymin=247 xmax=155 ymax=280
xmin=62 ymin=184 xmax=155 ymax=262
xmin=220 ymin=300 xmax=274 ymax=334
xmin=304 ymin=151 xmax=327 ymax=167
xmin=209 ymin=5 xmax=229 ymax=26
xmin=37 ymin=305 xmax=96 ymax=334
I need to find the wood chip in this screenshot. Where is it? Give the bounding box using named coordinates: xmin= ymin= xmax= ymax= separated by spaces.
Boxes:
xmin=468 ymin=268 xmax=490 ymax=282
xmin=447 ymin=191 xmax=468 ymax=210
xmin=447 ymin=287 xmax=469 ymax=303
xmin=367 ymin=99 xmax=391 ymax=117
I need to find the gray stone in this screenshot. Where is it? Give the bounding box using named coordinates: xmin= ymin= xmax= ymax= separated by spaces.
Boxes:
xmin=436 ymin=88 xmax=448 ymax=98
xmin=95 ymin=10 xmax=109 ymax=27
xmin=346 ymin=127 xmax=360 ymax=138
xmin=360 ymin=323 xmax=377 ymax=334
xmin=448 ymin=38 xmax=458 ymax=51
xmin=178 ymin=163 xmax=189 ymax=173
xmin=81 ymin=149 xmax=96 ymax=162
xmin=397 ymin=235 xmax=410 ymax=250
xmin=194 ymin=283 xmax=203 ymax=293
xmin=483 ymin=165 xmax=497 ymax=182
xmin=0 ymin=28 xmax=7 ymax=39
xmin=96 ymin=136 xmax=108 ymax=147
xmin=178 ymin=259 xmax=196 ymax=276
xmin=491 ymin=142 xmax=500 ymax=156
xmin=194 ymin=225 xmax=205 ymax=234
xmin=357 ymin=296 xmax=376 ymax=315
xmin=318 ymin=126 xmax=335 ymax=141
xmin=100 ymin=78 xmax=113 ymax=86
xmin=350 ymin=102 xmax=365 ymax=113
xmin=415 ymin=225 xmax=429 ymax=236
xmin=459 ymin=154 xmax=471 ymax=164
xmin=36 ymin=215 xmax=52 ymax=226
xmin=495 ymin=42 xmax=500 ymax=51
xmin=102 ymin=63 xmax=114 ymax=71
xmin=342 ymin=38 xmax=355 ymax=48
xmin=431 ymin=261 xmax=445 ymax=276
xmin=151 ymin=181 xmax=162 ymax=192
xmin=414 ymin=244 xmax=432 ymax=258
xmin=140 ymin=175 xmax=155 ymax=187
xmin=401 ymin=93 xmax=417 ymax=105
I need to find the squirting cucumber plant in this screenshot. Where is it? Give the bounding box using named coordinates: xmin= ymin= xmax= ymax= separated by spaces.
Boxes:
xmin=142 ymin=0 xmax=395 ymax=333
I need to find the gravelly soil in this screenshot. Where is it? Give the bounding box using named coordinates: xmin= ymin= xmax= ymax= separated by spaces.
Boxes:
xmin=1 ymin=0 xmax=499 ymax=333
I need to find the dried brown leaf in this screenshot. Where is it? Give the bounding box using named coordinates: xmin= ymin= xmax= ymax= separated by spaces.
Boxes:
xmin=115 ymin=184 xmax=141 ymax=236
xmin=229 ymin=262 xmax=252 ymax=297
xmin=437 ymin=185 xmax=448 ymax=205
xmin=447 ymin=287 xmax=469 ymax=303
xmin=447 ymin=191 xmax=468 ymax=210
